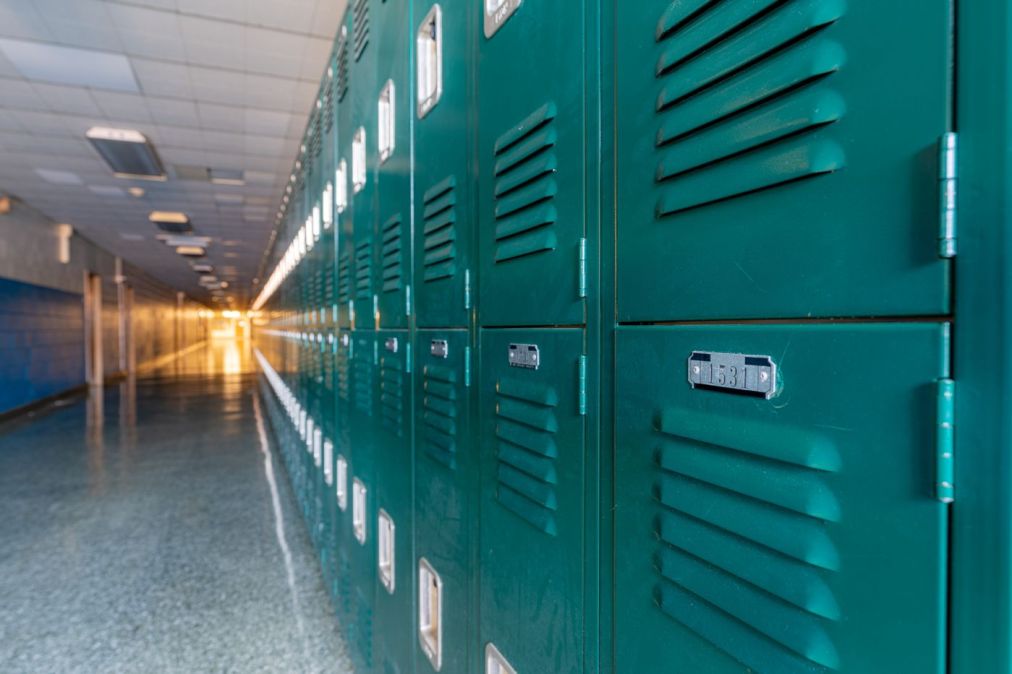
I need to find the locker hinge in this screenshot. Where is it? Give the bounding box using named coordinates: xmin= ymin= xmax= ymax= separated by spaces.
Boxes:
xmin=938 ymin=132 xmax=958 ymax=258
xmin=464 ymin=346 xmax=472 ymax=387
xmin=406 ymin=284 xmax=412 ymax=316
xmin=464 ymin=269 xmax=472 ymax=311
xmin=373 ymin=340 xmax=379 ymax=365
xmin=349 ymin=299 xmax=356 ymax=325
xmin=578 ymin=355 xmax=587 ymax=415
xmin=406 ymin=342 xmax=412 ymax=374
xmin=936 ymin=378 xmax=955 ymax=503
xmin=577 ymin=238 xmax=587 ymax=299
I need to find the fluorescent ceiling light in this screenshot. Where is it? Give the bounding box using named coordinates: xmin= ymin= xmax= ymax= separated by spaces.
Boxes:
xmin=176 ymin=246 xmax=205 ymax=257
xmin=86 ymin=127 xmax=166 ymax=181
xmin=149 ymin=211 xmax=191 ymax=233
xmin=88 ymin=185 xmax=126 ymax=197
xmin=0 ymin=39 xmax=139 ymax=92
xmin=159 ymin=235 xmax=210 ymax=248
xmin=209 ymin=168 xmax=244 ymax=186
xmin=214 ymin=193 xmax=244 ymax=205
xmin=191 ymin=263 xmax=214 ymax=273
xmin=35 ymin=169 xmax=82 ymax=185
xmin=128 ymin=187 xmax=146 ymax=198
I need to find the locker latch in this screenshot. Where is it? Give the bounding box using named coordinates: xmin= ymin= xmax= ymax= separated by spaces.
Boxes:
xmin=936 ymin=379 xmax=955 ymax=503
xmin=939 ymin=133 xmax=958 ymax=258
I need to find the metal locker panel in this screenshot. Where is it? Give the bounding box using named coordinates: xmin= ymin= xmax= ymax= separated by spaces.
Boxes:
xmin=414 ymin=0 xmax=475 ymax=329
xmin=348 ymin=329 xmax=377 ymax=673
xmin=615 ymin=1 xmax=952 ymax=322
xmin=479 ymin=328 xmax=586 ymax=674
xmin=477 ymin=3 xmax=589 ymax=327
xmin=337 ymin=21 xmax=356 ymax=331
xmin=614 ymin=324 xmax=949 ymax=674
xmin=375 ymin=0 xmax=413 ymax=330
xmin=414 ymin=329 xmax=473 ymax=674
xmin=334 ymin=326 xmax=355 ymax=623
xmin=373 ymin=329 xmax=415 ymax=673
xmin=351 ymin=0 xmax=379 ymax=332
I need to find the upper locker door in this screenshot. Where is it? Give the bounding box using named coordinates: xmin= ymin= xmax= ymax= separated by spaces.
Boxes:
xmin=616 ymin=1 xmax=952 ymax=321
xmin=414 ymin=0 xmax=474 ymax=329
xmin=376 ymin=0 xmax=413 ymax=330
xmin=477 ymin=1 xmax=589 ymax=327
xmin=336 ymin=22 xmax=355 ymax=330
xmin=614 ymin=324 xmax=950 ymax=674
xmin=351 ymin=0 xmax=378 ymax=331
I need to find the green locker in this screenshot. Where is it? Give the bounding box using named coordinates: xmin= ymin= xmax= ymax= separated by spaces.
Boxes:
xmin=615 ymin=1 xmax=952 ymax=322
xmin=373 ymin=328 xmax=414 ymax=674
xmin=614 ymin=324 xmax=949 ymax=674
xmin=479 ymin=328 xmax=587 ymax=674
xmin=335 ymin=326 xmax=355 ymax=621
xmin=413 ymin=0 xmax=475 ymax=329
xmin=414 ymin=329 xmax=473 ymax=674
xmin=351 ymin=0 xmax=379 ymax=332
xmin=375 ymin=0 xmax=413 ymax=331
xmin=337 ymin=20 xmax=356 ymax=331
xmin=349 ymin=329 xmax=377 ymax=672
xmin=477 ymin=1 xmax=592 ymax=327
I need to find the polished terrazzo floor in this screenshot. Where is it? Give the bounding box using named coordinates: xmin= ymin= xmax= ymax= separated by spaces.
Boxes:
xmin=0 ymin=340 xmax=354 ymax=673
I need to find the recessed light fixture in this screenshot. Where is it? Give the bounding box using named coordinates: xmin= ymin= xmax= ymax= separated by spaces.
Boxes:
xmin=149 ymin=211 xmax=192 ymax=234
xmin=0 ymin=39 xmax=139 ymax=92
xmin=88 ymin=185 xmax=126 ymax=197
xmin=191 ymin=263 xmax=214 ymax=273
xmin=35 ymin=169 xmax=82 ymax=185
xmin=176 ymin=246 xmax=205 ymax=257
xmin=128 ymin=187 xmax=146 ymax=198
xmin=86 ymin=127 xmax=167 ymax=181
xmin=209 ymin=168 xmax=244 ymax=186
xmin=159 ymin=235 xmax=210 ymax=248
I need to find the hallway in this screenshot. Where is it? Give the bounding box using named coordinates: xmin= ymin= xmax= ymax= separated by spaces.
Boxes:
xmin=0 ymin=342 xmax=353 ymax=674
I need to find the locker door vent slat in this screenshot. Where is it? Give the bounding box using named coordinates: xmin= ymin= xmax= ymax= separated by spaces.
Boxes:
xmin=355 ymin=240 xmax=373 ymax=301
xmin=494 ymin=377 xmax=560 ymax=535
xmin=422 ymin=363 xmax=459 ymax=469
xmin=653 ymin=0 xmax=846 ymax=218
xmin=492 ymin=103 xmax=559 ymax=264
xmin=380 ymin=356 xmax=404 ymax=435
xmin=353 ymin=0 xmax=370 ymax=62
xmin=651 ymin=408 xmax=842 ymax=673
xmin=337 ymin=33 xmax=350 ymax=102
xmin=324 ymin=69 xmax=335 ymax=132
xmin=337 ymin=345 xmax=350 ymax=401
xmin=422 ymin=176 xmax=459 ymax=282
xmin=353 ymin=343 xmax=374 ymax=415
xmin=338 ymin=251 xmax=352 ymax=305
xmin=381 ymin=213 xmax=404 ymax=293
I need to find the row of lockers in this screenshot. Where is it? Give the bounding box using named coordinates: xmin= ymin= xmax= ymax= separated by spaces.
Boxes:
xmin=251 ymin=0 xmax=960 ymax=673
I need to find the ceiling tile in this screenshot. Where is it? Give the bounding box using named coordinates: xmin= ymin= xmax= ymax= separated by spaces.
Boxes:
xmin=31 ymin=83 xmax=104 ymax=116
xmin=0 ymin=38 xmax=139 ymax=92
xmin=130 ymin=58 xmax=193 ymax=98
xmin=90 ymin=90 xmax=152 ymax=123
xmin=147 ymin=97 xmax=200 ymax=127
xmin=0 ymin=3 xmax=52 ymax=42
xmin=106 ymin=4 xmax=186 ymax=61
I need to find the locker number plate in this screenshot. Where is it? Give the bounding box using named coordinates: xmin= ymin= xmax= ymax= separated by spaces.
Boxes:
xmin=688 ymin=351 xmax=777 ymax=398
xmin=430 ymin=340 xmax=448 ymax=358
xmin=508 ymin=343 xmax=540 ymax=370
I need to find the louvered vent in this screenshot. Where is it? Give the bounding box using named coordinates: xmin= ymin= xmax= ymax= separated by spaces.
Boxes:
xmin=338 ymin=251 xmax=352 ymax=305
xmin=352 ymin=342 xmax=374 ymax=416
xmin=653 ymin=0 xmax=846 ymax=219
xmin=313 ymin=109 xmax=323 ymax=158
xmin=494 ymin=377 xmax=559 ymax=535
xmin=380 ymin=356 xmax=404 ymax=435
xmin=381 ymin=214 xmax=403 ymax=293
xmin=324 ymin=71 xmax=335 ymax=132
xmin=355 ymin=239 xmax=372 ymax=302
xmin=652 ymin=408 xmax=842 ymax=672
xmin=337 ymin=342 xmax=350 ymax=401
xmin=492 ymin=103 xmax=559 ymax=265
xmin=421 ymin=363 xmax=459 ymax=469
xmin=337 ymin=34 xmax=350 ymax=102
xmin=421 ymin=176 xmax=458 ymax=283
xmin=353 ymin=0 xmax=370 ymax=61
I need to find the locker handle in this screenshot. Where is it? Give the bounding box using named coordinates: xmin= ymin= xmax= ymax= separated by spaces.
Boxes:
xmin=417 ymin=5 xmax=443 ymax=119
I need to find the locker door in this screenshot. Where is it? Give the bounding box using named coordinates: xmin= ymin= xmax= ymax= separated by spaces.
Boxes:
xmin=335 ymin=327 xmax=354 ymax=621
xmin=614 ymin=324 xmax=949 ymax=674
xmin=477 ymin=2 xmax=589 ymax=327
xmin=479 ymin=329 xmax=585 ymax=674
xmin=349 ymin=329 xmax=377 ymax=672
xmin=352 ymin=0 xmax=378 ymax=331
xmin=616 ymin=1 xmax=952 ymax=322
xmin=376 ymin=0 xmax=413 ymax=330
xmin=337 ymin=22 xmax=355 ymax=331
xmin=414 ymin=329 xmax=472 ymax=674
xmin=374 ymin=329 xmax=414 ymax=673
xmin=414 ymin=0 xmax=475 ymax=329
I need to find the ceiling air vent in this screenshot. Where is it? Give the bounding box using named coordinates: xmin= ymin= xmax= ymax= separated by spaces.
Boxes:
xmin=86 ymin=127 xmax=166 ymax=181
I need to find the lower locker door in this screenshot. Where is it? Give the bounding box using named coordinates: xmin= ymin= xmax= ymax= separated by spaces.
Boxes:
xmin=614 ymin=324 xmax=949 ymax=674
xmin=480 ymin=329 xmax=585 ymax=674
xmin=414 ymin=330 xmax=472 ymax=674
xmin=350 ymin=331 xmax=377 ymax=672
xmin=374 ymin=330 xmax=414 ymax=672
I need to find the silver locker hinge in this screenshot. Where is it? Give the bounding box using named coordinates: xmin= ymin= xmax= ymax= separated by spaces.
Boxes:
xmin=578 ymin=355 xmax=587 ymax=415
xmin=464 ymin=346 xmax=472 ymax=388
xmin=577 ymin=238 xmax=587 ymax=299
xmin=936 ymin=378 xmax=955 ymax=503
xmin=938 ymin=132 xmax=958 ymax=258
xmin=406 ymin=341 xmax=412 ymax=374
xmin=464 ymin=268 xmax=472 ymax=311
xmin=406 ymin=284 xmax=412 ymax=316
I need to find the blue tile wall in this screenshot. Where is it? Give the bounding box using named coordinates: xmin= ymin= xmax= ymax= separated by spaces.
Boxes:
xmin=0 ymin=277 xmax=85 ymax=415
